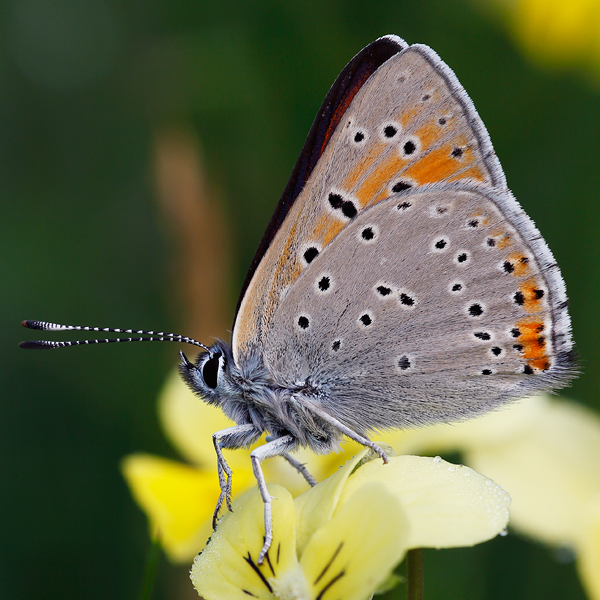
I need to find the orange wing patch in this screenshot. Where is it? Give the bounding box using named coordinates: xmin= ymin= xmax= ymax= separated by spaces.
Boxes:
xmin=266 ymin=221 xmax=302 ymax=309
xmin=354 ymin=154 xmax=408 ymax=205
xmin=312 ymin=214 xmax=346 ymax=247
xmin=487 ymin=227 xmax=512 ymax=250
xmin=411 ymin=119 xmax=446 ymax=150
xmin=514 ymin=318 xmax=551 ymax=371
xmin=399 ymin=105 xmax=423 ymax=129
xmin=466 ymin=211 xmax=492 ymax=228
xmin=518 ymin=278 xmax=547 ymax=313
xmin=505 ymin=252 xmax=531 ymax=277
xmin=447 ymin=166 xmax=486 ymax=184
xmin=402 ymin=143 xmax=471 ymax=184
xmin=342 ymin=141 xmax=388 ymax=190
xmin=512 ymin=275 xmax=551 ymax=372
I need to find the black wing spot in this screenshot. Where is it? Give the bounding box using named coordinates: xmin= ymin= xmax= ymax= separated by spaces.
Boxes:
xmin=491 ymin=346 xmax=503 ymax=356
xmin=376 ymin=285 xmax=392 ymax=296
xmin=332 ymin=340 xmax=341 ymax=352
xmin=328 ymin=192 xmax=358 ymax=219
xmin=396 ymin=201 xmax=412 ymax=211
xmin=342 ymin=201 xmax=357 ymax=219
xmin=383 ymin=125 xmax=398 ymax=138
xmin=468 ymin=303 xmax=484 ymax=317
xmin=398 ymin=355 xmax=411 ymax=370
xmin=392 ymin=181 xmax=412 ymax=193
xmin=328 ymin=193 xmax=343 ymax=209
xmin=534 ymin=289 xmax=545 ymax=299
xmin=523 ymin=364 xmax=534 ymax=375
xmin=474 ymin=331 xmax=491 ymax=340
xmin=303 ymin=247 xmax=319 ymax=264
xmin=468 ymin=219 xmax=479 ymax=228
xmin=434 ymin=238 xmax=448 ymax=250
xmin=403 ymin=140 xmax=416 ymax=155
xmin=298 ymin=316 xmax=310 ymax=329
xmin=359 ymin=313 xmax=373 ymax=327
xmin=354 ymin=131 xmax=365 ymax=143
xmin=511 ymin=328 xmax=521 ymax=338
xmin=422 ymin=93 xmax=431 ymax=101
xmin=513 ymin=291 xmax=525 ymax=306
xmin=400 ymin=293 xmax=414 ymax=306
xmin=318 ymin=276 xmax=330 ymax=292
xmin=438 ymin=117 xmax=447 ymax=125
xmin=361 ymin=227 xmax=375 ymax=241
xmin=482 ymin=369 xmax=493 ymax=375
xmin=503 ymin=261 xmax=515 ymax=274
xmin=513 ymin=344 xmax=524 ymax=352
xmin=451 ymin=283 xmax=463 ymax=292
xmin=451 ymin=147 xmax=463 ymax=158
xmin=457 ymin=252 xmax=469 ymax=264
xmin=486 ymin=237 xmax=496 ymax=247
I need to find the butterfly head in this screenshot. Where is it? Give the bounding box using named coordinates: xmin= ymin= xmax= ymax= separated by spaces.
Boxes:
xmin=178 ymin=340 xmax=236 ymax=406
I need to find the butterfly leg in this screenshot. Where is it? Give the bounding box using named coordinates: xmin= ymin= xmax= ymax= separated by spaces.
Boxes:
xmin=250 ymin=434 xmax=296 ymax=564
xmin=281 ymin=453 xmax=317 ymax=487
xmin=266 ymin=434 xmax=317 ymax=487
xmin=212 ymin=424 xmax=261 ymax=528
xmin=294 ymin=396 xmax=390 ymax=464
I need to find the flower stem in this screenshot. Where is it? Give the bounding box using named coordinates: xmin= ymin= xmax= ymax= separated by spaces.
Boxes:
xmin=138 ymin=536 xmax=162 ymax=600
xmin=406 ymin=548 xmax=423 ymax=600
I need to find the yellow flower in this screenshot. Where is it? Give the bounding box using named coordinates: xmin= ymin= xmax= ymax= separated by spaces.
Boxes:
xmin=385 ymin=394 xmax=600 ymax=600
xmin=483 ymin=0 xmax=600 ymax=75
xmin=190 ymin=449 xmax=511 ymax=600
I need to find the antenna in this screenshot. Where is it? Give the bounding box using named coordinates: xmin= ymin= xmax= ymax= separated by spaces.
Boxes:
xmin=19 ymin=320 xmax=210 ymax=352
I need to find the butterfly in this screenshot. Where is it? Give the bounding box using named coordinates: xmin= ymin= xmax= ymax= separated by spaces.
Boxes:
xmin=22 ymin=34 xmax=575 ymax=564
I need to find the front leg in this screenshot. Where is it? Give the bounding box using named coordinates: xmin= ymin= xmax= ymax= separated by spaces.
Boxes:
xmin=212 ymin=424 xmax=262 ymax=528
xmin=250 ymin=435 xmax=296 ymax=564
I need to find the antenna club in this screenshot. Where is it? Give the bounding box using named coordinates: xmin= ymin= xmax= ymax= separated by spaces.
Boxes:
xmin=19 ymin=340 xmax=56 ymax=349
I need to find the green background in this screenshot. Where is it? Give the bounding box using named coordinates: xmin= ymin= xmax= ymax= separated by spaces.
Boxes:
xmin=2 ymin=1 xmax=597 ymax=598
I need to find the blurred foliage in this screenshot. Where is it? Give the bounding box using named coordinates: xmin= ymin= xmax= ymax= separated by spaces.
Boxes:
xmin=2 ymin=0 xmax=599 ymax=599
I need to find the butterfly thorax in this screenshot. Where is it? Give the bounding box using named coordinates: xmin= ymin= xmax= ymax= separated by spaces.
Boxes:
xmin=179 ymin=340 xmax=342 ymax=453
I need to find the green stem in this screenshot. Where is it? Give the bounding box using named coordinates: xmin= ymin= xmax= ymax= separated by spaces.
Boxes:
xmin=138 ymin=536 xmax=162 ymax=600
xmin=406 ymin=548 xmax=423 ymax=600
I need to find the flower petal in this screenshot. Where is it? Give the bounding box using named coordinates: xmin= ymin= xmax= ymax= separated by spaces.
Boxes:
xmin=293 ymin=450 xmax=365 ymax=557
xmin=190 ymin=485 xmax=297 ymax=600
xmin=121 ymin=453 xmax=253 ymax=562
xmin=464 ymin=398 xmax=600 ymax=547
xmin=299 ymin=482 xmax=409 ymax=600
xmin=338 ymin=455 xmax=511 ymax=548
xmin=577 ymin=494 xmax=600 ymax=600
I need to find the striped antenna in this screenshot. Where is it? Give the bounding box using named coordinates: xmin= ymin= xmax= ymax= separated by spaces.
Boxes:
xmin=19 ymin=320 xmax=210 ymax=352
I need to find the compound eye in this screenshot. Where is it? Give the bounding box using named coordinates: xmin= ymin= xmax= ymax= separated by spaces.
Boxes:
xmin=202 ymin=352 xmax=222 ymax=389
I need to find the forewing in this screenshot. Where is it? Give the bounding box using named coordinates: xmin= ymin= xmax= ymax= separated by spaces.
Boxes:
xmin=233 ymin=43 xmax=506 ymax=362
xmin=261 ymin=185 xmax=573 ymax=432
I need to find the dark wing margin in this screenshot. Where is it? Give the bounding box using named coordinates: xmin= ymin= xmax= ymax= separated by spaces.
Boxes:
xmin=233 ymin=35 xmax=407 ymax=323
